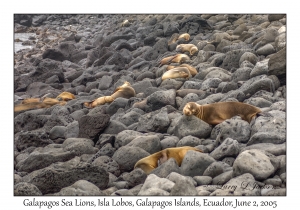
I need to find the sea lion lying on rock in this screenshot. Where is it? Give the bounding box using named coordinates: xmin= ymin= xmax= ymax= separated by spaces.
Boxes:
xmin=134 ymin=146 xmax=202 ymax=174
xmin=162 ymin=67 xmax=191 ymax=81
xmin=183 ymin=102 xmax=262 ymax=125
xmin=84 ymin=81 xmax=136 ymax=108
xmin=159 ymin=54 xmax=190 ymax=66
xmin=14 ymin=92 xmax=75 ymax=112
xmin=168 ymin=33 xmax=190 ymax=45
xmin=166 ymin=64 xmax=198 ymax=76
xmin=176 ymin=44 xmax=198 ymax=55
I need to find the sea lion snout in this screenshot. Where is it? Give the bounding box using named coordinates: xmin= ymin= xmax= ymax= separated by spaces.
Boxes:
xmin=183 ymin=104 xmax=193 ymax=116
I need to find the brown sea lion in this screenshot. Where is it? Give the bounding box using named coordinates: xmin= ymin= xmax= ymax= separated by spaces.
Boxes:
xmin=134 ymin=146 xmax=202 ymax=174
xmin=14 ymin=97 xmax=66 ymax=112
xmin=162 ymin=67 xmax=191 ymax=81
xmin=83 ymin=81 xmax=136 ymax=108
xmin=167 ymin=64 xmax=198 ymax=76
xmin=56 ymin=92 xmax=75 ymax=101
xmin=159 ymin=54 xmax=190 ymax=66
xmin=21 ymin=98 xmax=41 ymax=104
xmin=183 ymin=102 xmax=262 ymax=125
xmin=176 ymin=44 xmax=198 ymax=55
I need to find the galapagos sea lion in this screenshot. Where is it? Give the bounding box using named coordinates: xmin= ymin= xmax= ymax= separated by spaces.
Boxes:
xmin=121 ymin=19 xmax=130 ymax=27
xmin=56 ymin=92 xmax=75 ymax=101
xmin=167 ymin=64 xmax=198 ymax=76
xmin=134 ymin=146 xmax=202 ymax=174
xmin=168 ymin=33 xmax=179 ymax=45
xmin=178 ymin=33 xmax=190 ymax=41
xmin=162 ymin=67 xmax=191 ymax=81
xmin=14 ymin=97 xmax=66 ymax=112
xmin=183 ymin=102 xmax=262 ymax=125
xmin=176 ymin=44 xmax=198 ymax=55
xmin=83 ymin=81 xmax=136 ymax=108
xmin=21 ymin=98 xmax=41 ymax=104
xmin=168 ymin=33 xmax=190 ymax=45
xmin=159 ymin=54 xmax=190 ymax=66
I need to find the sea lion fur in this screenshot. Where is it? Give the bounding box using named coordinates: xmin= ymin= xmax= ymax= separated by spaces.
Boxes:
xmin=134 ymin=146 xmax=202 ymax=174
xmin=183 ymin=102 xmax=262 ymax=125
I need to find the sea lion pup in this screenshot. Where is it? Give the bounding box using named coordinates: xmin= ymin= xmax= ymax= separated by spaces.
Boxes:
xmin=83 ymin=81 xmax=136 ymax=108
xmin=159 ymin=54 xmax=190 ymax=66
xmin=183 ymin=102 xmax=262 ymax=125
xmin=134 ymin=146 xmax=202 ymax=174
xmin=178 ymin=33 xmax=190 ymax=41
xmin=56 ymin=92 xmax=75 ymax=101
xmin=167 ymin=64 xmax=197 ymax=76
xmin=162 ymin=67 xmax=191 ymax=81
xmin=176 ymin=44 xmax=198 ymax=56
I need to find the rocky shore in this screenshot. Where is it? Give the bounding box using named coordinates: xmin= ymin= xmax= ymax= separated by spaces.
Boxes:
xmin=14 ymin=14 xmax=286 ymax=196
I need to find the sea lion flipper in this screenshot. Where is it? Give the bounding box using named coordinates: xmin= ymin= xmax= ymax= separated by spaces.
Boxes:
xmin=83 ymin=100 xmax=95 ymax=108
xmin=158 ymin=151 xmax=168 ymax=165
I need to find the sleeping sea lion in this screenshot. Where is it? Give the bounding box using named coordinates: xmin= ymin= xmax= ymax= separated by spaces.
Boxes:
xmin=167 ymin=64 xmax=198 ymax=76
xmin=159 ymin=54 xmax=190 ymax=66
xmin=162 ymin=67 xmax=192 ymax=81
xmin=168 ymin=33 xmax=190 ymax=45
xmin=134 ymin=146 xmax=202 ymax=174
xmin=14 ymin=92 xmax=74 ymax=112
xmin=183 ymin=101 xmax=262 ymax=125
xmin=83 ymin=81 xmax=136 ymax=108
xmin=14 ymin=98 xmax=66 ymax=112
xmin=56 ymin=92 xmax=75 ymax=101
xmin=178 ymin=33 xmax=190 ymax=41
xmin=176 ymin=44 xmax=198 ymax=55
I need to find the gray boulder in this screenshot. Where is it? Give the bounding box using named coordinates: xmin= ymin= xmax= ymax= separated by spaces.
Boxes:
xmin=210 ymin=138 xmax=240 ymax=160
xmin=137 ymin=174 xmax=175 ymax=196
xmin=210 ymin=173 xmax=260 ymax=196
xmin=180 ymin=151 xmax=216 ymax=176
xmin=173 ymin=115 xmax=212 ymax=139
xmin=51 ymin=180 xmax=105 ymax=196
xmin=127 ymin=135 xmax=161 ymax=154
xmin=14 ymin=182 xmax=42 ymax=196
xmin=136 ymin=107 xmax=170 ymax=133
xmin=151 ymin=158 xmax=181 ymax=178
xmin=112 ymin=146 xmax=149 ymax=172
xmin=21 ymin=156 xmax=109 ymax=194
xmin=233 ymin=149 xmax=276 ymax=180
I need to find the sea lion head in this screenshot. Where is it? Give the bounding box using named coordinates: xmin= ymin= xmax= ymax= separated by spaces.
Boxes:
xmin=178 ymin=33 xmax=190 ymax=41
xmin=190 ymin=46 xmax=198 ymax=55
xmin=123 ymin=81 xmax=131 ymax=86
xmin=175 ymin=44 xmax=183 ymax=52
xmin=183 ymin=102 xmax=200 ymax=116
xmin=179 ymin=54 xmax=190 ymax=63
